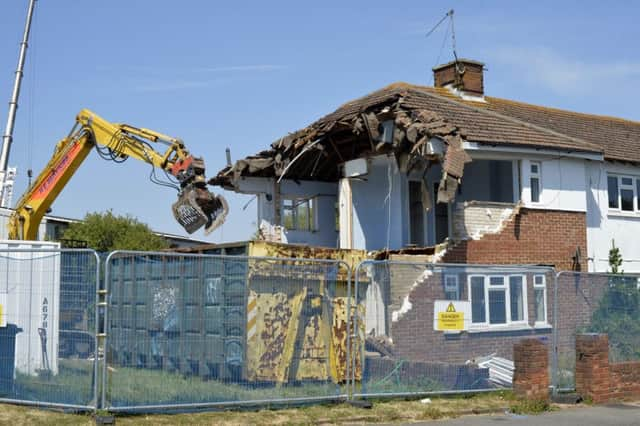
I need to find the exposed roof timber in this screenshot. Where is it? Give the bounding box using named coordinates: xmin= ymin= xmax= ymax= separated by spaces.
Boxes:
xmin=209 ymin=82 xmax=622 ymax=191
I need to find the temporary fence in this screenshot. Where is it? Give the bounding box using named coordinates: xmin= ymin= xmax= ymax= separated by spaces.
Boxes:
xmin=552 ymin=271 xmax=640 ymax=393
xmin=102 ymin=251 xmax=352 ymax=412
xmin=0 ymin=247 xmax=99 ymax=410
xmin=350 ymin=261 xmax=556 ymax=399
xmin=0 ymin=246 xmax=637 ymax=412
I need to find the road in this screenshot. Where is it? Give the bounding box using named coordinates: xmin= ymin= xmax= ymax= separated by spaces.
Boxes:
xmin=415 ymin=403 xmax=640 ymax=426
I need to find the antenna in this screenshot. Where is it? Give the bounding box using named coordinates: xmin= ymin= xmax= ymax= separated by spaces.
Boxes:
xmin=426 ymin=9 xmax=460 ymax=68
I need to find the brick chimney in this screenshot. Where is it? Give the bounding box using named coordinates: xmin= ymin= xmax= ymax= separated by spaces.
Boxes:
xmin=433 ymin=59 xmax=485 ymax=97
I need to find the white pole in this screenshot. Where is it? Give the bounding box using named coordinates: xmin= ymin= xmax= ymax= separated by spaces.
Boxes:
xmin=0 ymin=0 xmax=37 ymax=207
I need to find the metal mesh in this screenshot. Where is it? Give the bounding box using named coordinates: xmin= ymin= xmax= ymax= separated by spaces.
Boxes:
xmin=553 ymin=271 xmax=640 ymax=392
xmin=0 ymin=248 xmax=99 ymax=410
xmin=351 ymin=261 xmax=555 ymax=398
xmin=103 ymin=252 xmax=351 ymax=411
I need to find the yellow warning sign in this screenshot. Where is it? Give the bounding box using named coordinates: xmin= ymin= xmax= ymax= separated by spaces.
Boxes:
xmin=0 ymin=304 xmax=3 ymax=327
xmin=434 ymin=300 xmax=470 ymax=331
xmin=437 ymin=312 xmax=464 ymax=330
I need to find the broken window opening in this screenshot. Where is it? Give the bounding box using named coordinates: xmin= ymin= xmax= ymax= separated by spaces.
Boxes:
xmin=282 ymin=197 xmax=316 ymax=231
xmin=456 ymin=160 xmax=517 ymax=204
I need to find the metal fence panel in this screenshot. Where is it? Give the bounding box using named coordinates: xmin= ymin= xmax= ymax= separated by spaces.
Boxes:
xmin=553 ymin=271 xmax=640 ymax=393
xmin=0 ymin=247 xmax=99 ymax=410
xmin=351 ymin=261 xmax=556 ymax=398
xmin=103 ymin=251 xmax=352 ymax=411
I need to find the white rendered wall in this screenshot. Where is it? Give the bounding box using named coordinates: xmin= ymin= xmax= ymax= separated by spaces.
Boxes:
xmin=586 ymin=161 xmax=640 ymax=272
xmin=347 ymin=155 xmax=406 ymax=251
xmin=520 ymin=157 xmax=587 ymax=212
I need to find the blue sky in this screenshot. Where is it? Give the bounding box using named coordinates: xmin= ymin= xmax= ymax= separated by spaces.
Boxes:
xmin=1 ymin=1 xmax=639 ymax=242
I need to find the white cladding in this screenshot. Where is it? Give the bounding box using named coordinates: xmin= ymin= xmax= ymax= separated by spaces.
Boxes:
xmin=586 ymin=161 xmax=640 ymax=272
xmin=0 ymin=240 xmax=61 ymax=375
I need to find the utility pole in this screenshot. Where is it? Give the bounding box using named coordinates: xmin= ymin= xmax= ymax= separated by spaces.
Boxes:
xmin=0 ymin=0 xmax=37 ymax=208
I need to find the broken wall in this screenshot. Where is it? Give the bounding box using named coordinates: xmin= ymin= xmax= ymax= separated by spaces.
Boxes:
xmin=444 ymin=207 xmax=588 ymax=271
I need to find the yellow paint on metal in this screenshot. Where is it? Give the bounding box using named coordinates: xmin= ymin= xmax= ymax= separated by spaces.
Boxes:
xmin=276 ymin=287 xmax=307 ymax=383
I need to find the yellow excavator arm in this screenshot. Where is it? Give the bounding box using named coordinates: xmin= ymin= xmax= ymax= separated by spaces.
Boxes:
xmin=8 ymin=108 xmax=228 ymax=240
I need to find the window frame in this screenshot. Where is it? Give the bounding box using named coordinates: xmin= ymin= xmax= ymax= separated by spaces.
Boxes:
xmin=533 ymin=274 xmax=548 ymax=326
xmin=444 ymin=274 xmax=460 ymax=300
xmin=281 ymin=197 xmax=316 ymax=231
xmin=467 ymin=274 xmax=529 ymax=330
xmin=529 ymin=161 xmax=542 ymax=203
xmin=607 ymin=174 xmax=639 ymax=213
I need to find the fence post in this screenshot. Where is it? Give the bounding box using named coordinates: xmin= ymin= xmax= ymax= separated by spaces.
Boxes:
xmin=551 ymin=270 xmax=560 ymax=395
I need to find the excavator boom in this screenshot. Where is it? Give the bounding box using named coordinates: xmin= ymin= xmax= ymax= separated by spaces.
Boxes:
xmin=8 ymin=109 xmax=227 ymax=240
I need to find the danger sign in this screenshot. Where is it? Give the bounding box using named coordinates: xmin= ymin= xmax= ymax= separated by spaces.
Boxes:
xmin=433 ymin=300 xmax=471 ymax=331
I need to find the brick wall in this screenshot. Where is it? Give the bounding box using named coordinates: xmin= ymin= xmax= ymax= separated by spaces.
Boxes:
xmin=576 ymin=334 xmax=640 ymax=403
xmin=390 ymin=269 xmax=554 ymax=363
xmin=443 ymin=208 xmax=587 ymax=271
xmin=452 ymin=201 xmax=515 ymax=241
xmin=513 ymin=339 xmax=549 ymax=400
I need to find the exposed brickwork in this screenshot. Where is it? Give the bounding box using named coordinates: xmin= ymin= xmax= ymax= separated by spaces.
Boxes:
xmin=576 ymin=334 xmax=640 ymax=403
xmin=513 ymin=339 xmax=549 ymax=401
xmin=443 ymin=208 xmax=587 ymax=271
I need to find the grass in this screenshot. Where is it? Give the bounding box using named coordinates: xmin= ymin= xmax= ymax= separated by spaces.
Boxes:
xmin=11 ymin=359 xmax=452 ymax=408
xmin=0 ymin=392 xmax=514 ymax=425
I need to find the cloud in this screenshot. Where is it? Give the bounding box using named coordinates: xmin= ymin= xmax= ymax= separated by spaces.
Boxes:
xmin=134 ymin=79 xmax=227 ymax=92
xmin=486 ymin=46 xmax=640 ymax=94
xmin=129 ymin=64 xmax=286 ymax=92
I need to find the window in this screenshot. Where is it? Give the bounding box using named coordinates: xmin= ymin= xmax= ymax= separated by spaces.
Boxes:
xmin=530 ymin=162 xmax=541 ymax=203
xmin=468 ymin=274 xmax=528 ymax=328
xmin=608 ymin=174 xmax=639 ymax=213
xmin=533 ymin=274 xmax=547 ymax=324
xmin=282 ymin=197 xmax=315 ymax=231
xmin=444 ymin=275 xmax=460 ymax=300
xmin=470 ymin=276 xmax=485 ymax=323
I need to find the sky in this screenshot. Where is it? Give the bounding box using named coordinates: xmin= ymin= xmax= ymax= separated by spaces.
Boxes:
xmin=1 ymin=1 xmax=639 ymax=243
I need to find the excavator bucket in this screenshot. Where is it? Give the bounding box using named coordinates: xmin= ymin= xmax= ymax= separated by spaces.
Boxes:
xmin=172 ymin=186 xmax=229 ymax=234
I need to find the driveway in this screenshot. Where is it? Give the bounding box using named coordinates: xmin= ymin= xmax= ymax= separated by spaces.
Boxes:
xmin=413 ymin=402 xmax=640 ymax=426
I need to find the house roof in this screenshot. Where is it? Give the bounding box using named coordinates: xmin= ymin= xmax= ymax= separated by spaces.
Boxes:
xmin=211 ymin=82 xmax=640 ymax=188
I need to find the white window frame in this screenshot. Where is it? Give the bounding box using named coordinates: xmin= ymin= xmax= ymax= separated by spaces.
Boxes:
xmin=533 ymin=274 xmax=548 ymax=326
xmin=529 ymin=161 xmax=542 ymax=203
xmin=607 ymin=174 xmax=638 ymax=213
xmin=444 ymin=275 xmax=460 ymax=300
xmin=281 ymin=197 xmax=316 ymax=231
xmin=467 ymin=274 xmax=529 ymax=331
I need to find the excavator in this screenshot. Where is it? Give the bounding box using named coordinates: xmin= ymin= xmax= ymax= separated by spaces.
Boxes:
xmin=7 ymin=108 xmax=228 ymax=240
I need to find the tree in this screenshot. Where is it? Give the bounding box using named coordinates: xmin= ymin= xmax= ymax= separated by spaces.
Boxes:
xmin=62 ymin=210 xmax=169 ymax=252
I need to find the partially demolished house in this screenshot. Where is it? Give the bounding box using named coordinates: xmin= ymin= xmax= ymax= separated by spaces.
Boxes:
xmin=205 ymin=59 xmax=640 ymax=379
xmin=211 ymin=58 xmax=640 ymax=273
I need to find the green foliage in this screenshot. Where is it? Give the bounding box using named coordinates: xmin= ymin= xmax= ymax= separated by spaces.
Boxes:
xmin=62 ymin=210 xmax=169 ymax=252
xmin=509 ymin=398 xmax=550 ymax=415
xmin=588 ymin=275 xmax=640 ymax=361
xmin=609 ymin=239 xmax=623 ymax=274
xmin=589 ymin=241 xmax=640 ymax=361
